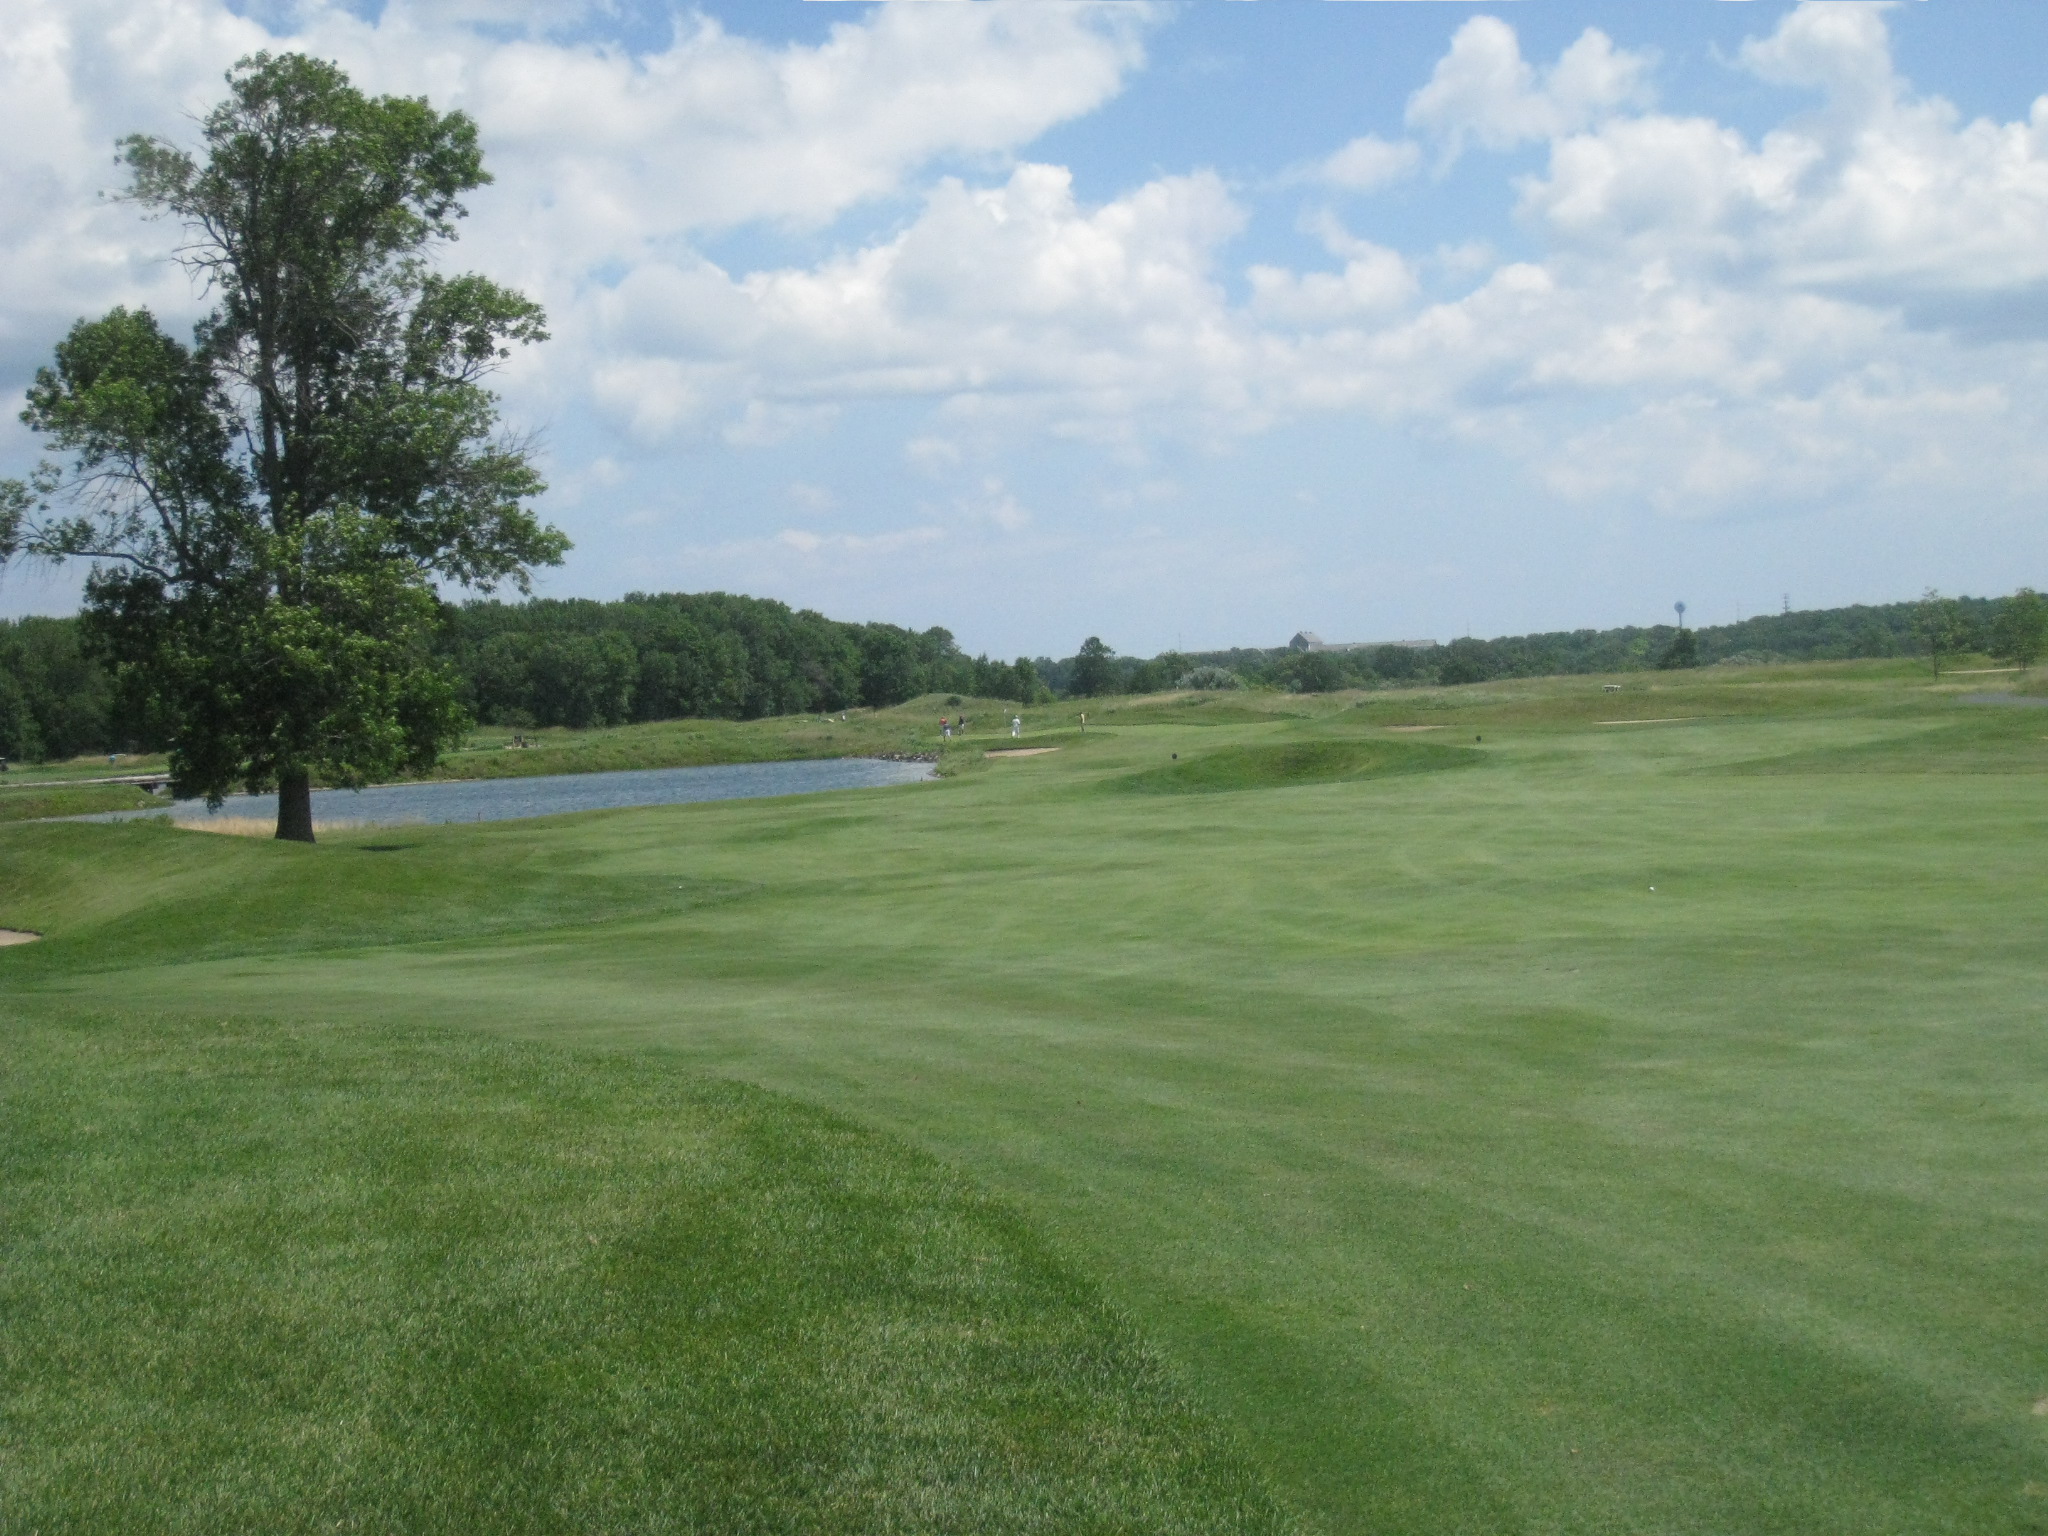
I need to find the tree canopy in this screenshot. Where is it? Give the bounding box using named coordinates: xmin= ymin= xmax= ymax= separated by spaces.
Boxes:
xmin=0 ymin=53 xmax=565 ymax=839
xmin=1067 ymin=637 xmax=1117 ymax=698
xmin=1913 ymin=589 xmax=1970 ymax=677
xmin=1656 ymin=628 xmax=1700 ymax=669
xmin=1988 ymin=588 xmax=2047 ymax=667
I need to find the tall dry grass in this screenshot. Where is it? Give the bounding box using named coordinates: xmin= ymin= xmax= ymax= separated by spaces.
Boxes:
xmin=173 ymin=815 xmax=412 ymax=837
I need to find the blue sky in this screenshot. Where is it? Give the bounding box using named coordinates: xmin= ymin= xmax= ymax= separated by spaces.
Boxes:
xmin=7 ymin=1 xmax=2048 ymax=657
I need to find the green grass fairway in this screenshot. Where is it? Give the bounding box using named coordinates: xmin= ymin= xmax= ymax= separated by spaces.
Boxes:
xmin=1 ymin=1014 xmax=1291 ymax=1534
xmin=6 ymin=661 xmax=2048 ymax=1533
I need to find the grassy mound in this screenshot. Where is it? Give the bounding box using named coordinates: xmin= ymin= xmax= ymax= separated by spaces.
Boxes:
xmin=0 ymin=1011 xmax=1295 ymax=1535
xmin=1112 ymin=737 xmax=1480 ymax=794
xmin=0 ymin=818 xmax=741 ymax=974
xmin=1101 ymin=698 xmax=1299 ymax=727
xmin=1717 ymin=712 xmax=2048 ymax=775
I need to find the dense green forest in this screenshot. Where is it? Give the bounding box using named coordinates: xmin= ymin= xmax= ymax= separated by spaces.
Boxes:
xmin=1 ymin=588 xmax=2037 ymax=762
xmin=444 ymin=593 xmax=1047 ymax=729
xmin=0 ymin=593 xmax=1047 ymax=760
xmin=0 ymin=616 xmax=117 ymax=762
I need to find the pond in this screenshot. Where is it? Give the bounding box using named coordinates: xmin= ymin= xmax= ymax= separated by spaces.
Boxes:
xmin=79 ymin=757 xmax=935 ymax=829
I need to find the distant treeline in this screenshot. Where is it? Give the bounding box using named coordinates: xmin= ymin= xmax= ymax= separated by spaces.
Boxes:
xmin=1 ymin=588 xmax=2035 ymax=762
xmin=1038 ymin=592 xmax=2032 ymax=695
xmin=444 ymin=593 xmax=1049 ymax=729
xmin=0 ymin=592 xmax=1050 ymax=760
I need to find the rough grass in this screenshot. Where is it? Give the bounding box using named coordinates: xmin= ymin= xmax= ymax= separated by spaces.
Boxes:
xmin=1718 ymin=707 xmax=2048 ymax=774
xmin=0 ymin=1010 xmax=1296 ymax=1536
xmin=1111 ymin=738 xmax=1481 ymax=795
xmin=0 ymin=783 xmax=163 ymax=822
xmin=1099 ymin=699 xmax=1304 ymax=727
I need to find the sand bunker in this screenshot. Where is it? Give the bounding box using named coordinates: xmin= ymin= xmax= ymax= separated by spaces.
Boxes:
xmin=1595 ymin=717 xmax=1700 ymax=725
xmin=0 ymin=929 xmax=43 ymax=946
xmin=985 ymin=747 xmax=1062 ymax=758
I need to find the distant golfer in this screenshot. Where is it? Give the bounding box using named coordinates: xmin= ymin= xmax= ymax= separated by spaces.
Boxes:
xmin=1011 ymin=716 xmax=1021 ymax=737
xmin=942 ymin=719 xmax=952 ymax=740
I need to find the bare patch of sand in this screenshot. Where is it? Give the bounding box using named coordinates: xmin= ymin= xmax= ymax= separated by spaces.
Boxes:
xmin=0 ymin=928 xmax=42 ymax=946
xmin=1595 ymin=717 xmax=1700 ymax=726
xmin=984 ymin=747 xmax=1061 ymax=758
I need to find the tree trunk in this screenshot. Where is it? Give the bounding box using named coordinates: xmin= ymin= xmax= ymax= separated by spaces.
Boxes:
xmin=275 ymin=767 xmax=316 ymax=843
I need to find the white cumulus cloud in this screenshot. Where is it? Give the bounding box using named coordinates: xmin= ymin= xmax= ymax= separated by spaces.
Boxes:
xmin=10 ymin=0 xmax=2048 ymax=597
xmin=1405 ymin=17 xmax=1654 ymax=158
xmin=585 ymin=161 xmax=1254 ymax=443
xmin=1317 ymin=134 xmax=1421 ymax=192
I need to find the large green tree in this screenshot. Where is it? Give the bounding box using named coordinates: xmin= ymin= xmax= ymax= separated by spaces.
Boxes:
xmin=1656 ymin=628 xmax=1699 ymax=669
xmin=0 ymin=53 xmax=566 ymax=840
xmin=1274 ymin=649 xmax=1348 ymax=693
xmin=1912 ymin=588 xmax=1971 ymax=677
xmin=1067 ymin=636 xmax=1117 ymax=698
xmin=1988 ymin=587 xmax=2047 ymax=668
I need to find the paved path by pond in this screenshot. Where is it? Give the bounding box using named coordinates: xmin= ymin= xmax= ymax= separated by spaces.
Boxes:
xmin=74 ymin=757 xmax=935 ymax=830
